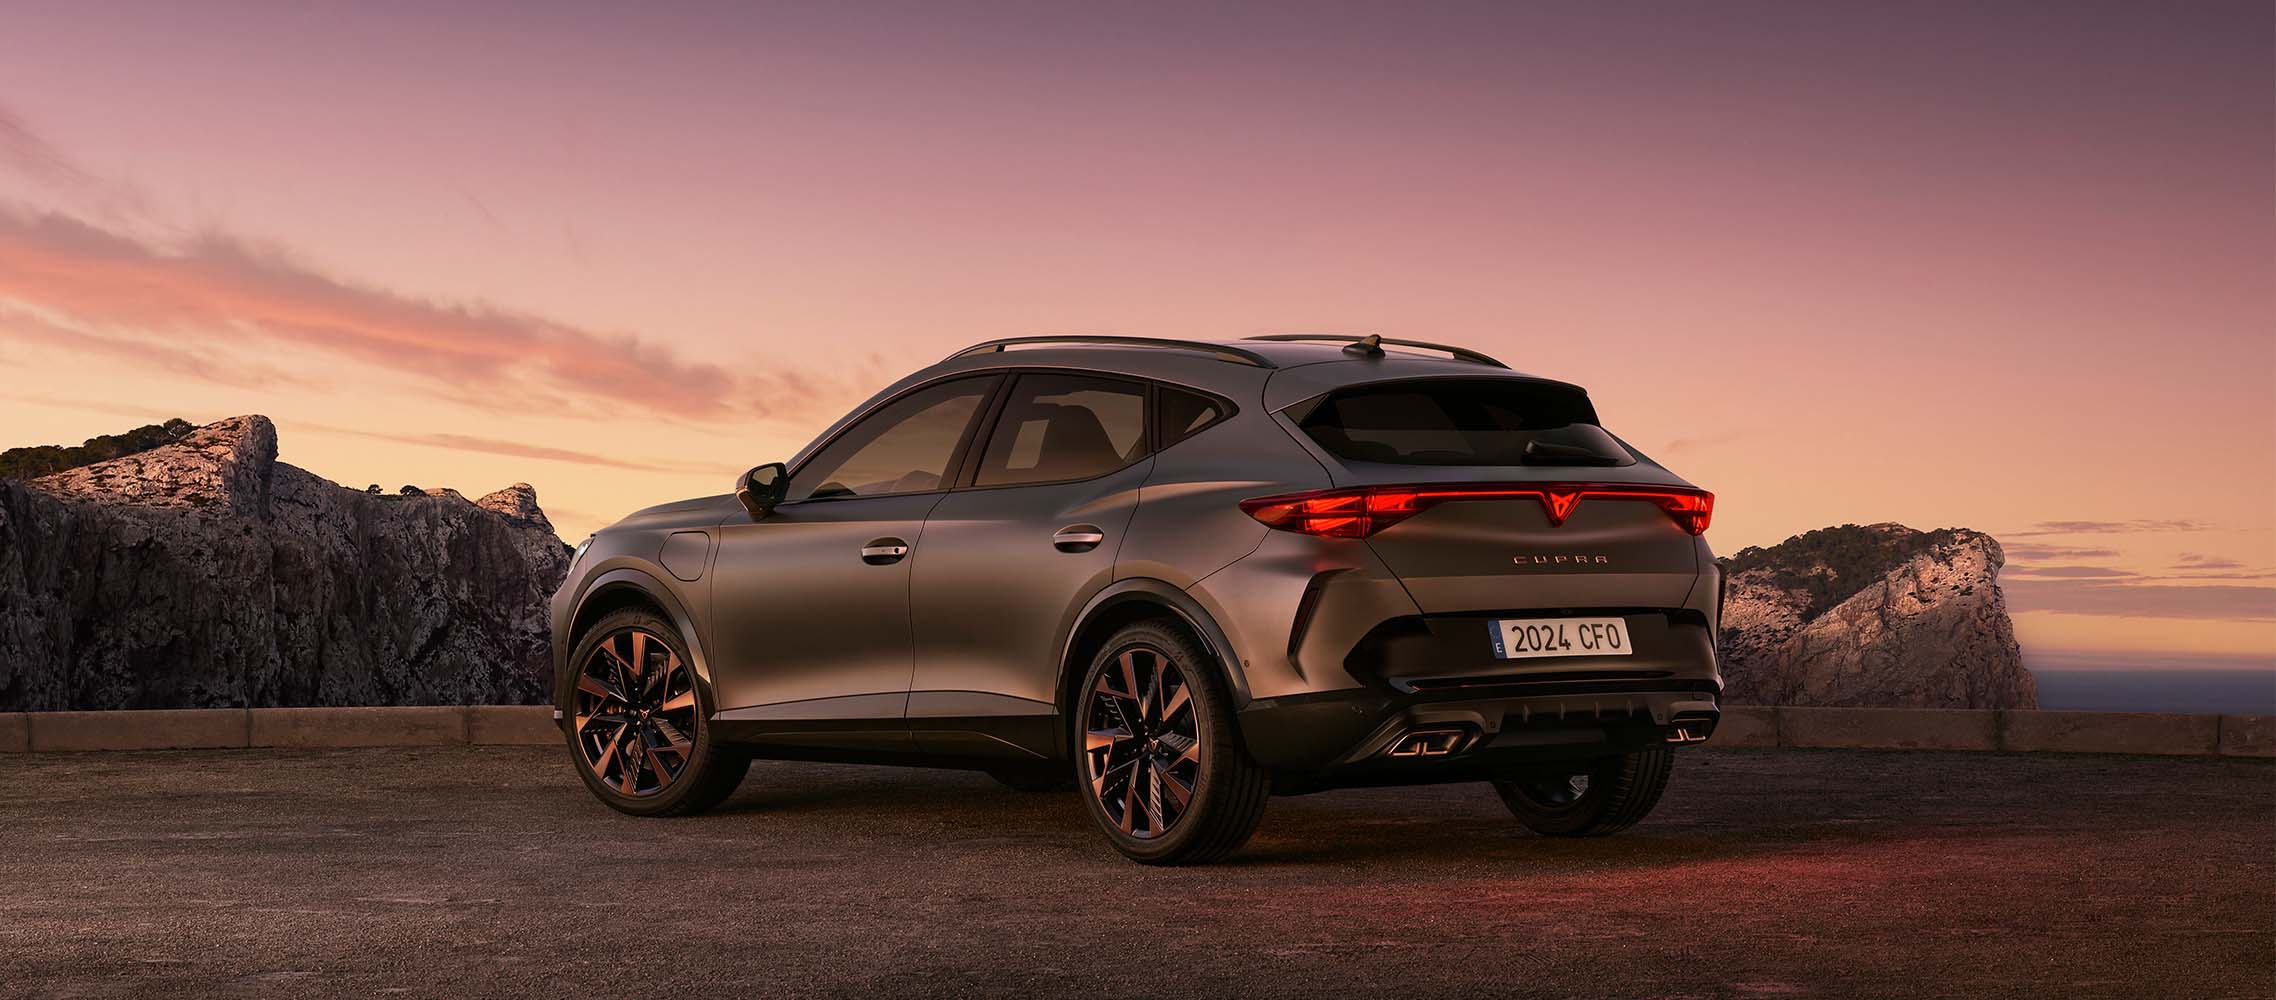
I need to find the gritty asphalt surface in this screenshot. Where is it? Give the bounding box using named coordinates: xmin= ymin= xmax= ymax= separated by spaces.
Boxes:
xmin=3 ymin=746 xmax=2270 ymax=1000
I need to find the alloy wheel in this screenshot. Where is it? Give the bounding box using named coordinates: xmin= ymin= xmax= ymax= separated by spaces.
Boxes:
xmin=1083 ymin=645 xmax=1203 ymax=839
xmin=574 ymin=628 xmax=699 ymax=797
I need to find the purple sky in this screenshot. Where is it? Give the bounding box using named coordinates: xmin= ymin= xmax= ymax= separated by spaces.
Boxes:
xmin=0 ymin=1 xmax=2269 ymax=662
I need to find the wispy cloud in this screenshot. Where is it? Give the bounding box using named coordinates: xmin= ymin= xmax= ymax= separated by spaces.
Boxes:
xmin=2002 ymin=543 xmax=2122 ymax=561
xmin=2174 ymin=553 xmax=2246 ymax=571
xmin=0 ymin=103 xmax=862 ymax=426
xmin=2002 ymin=565 xmax=2140 ymax=579
xmin=0 ymin=205 xmax=849 ymax=422
xmin=0 ymin=107 xmax=101 ymax=195
xmin=2009 ymin=519 xmax=2214 ymax=537
xmin=2002 ymin=579 xmax=2276 ymax=621
xmin=0 ymin=106 xmax=148 ymax=220
xmin=0 ymin=303 xmax=299 ymax=389
xmin=305 ymin=424 xmax=720 ymax=475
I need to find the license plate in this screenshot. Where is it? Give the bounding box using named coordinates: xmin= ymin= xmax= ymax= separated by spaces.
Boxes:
xmin=1487 ymin=616 xmax=1633 ymax=659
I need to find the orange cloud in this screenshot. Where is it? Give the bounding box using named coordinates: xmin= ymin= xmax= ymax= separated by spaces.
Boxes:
xmin=0 ymin=205 xmax=843 ymax=423
xmin=307 ymin=424 xmax=720 ymax=475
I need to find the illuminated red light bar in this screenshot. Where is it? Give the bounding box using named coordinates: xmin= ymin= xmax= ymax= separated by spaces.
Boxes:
xmin=1239 ymin=482 xmax=1713 ymax=538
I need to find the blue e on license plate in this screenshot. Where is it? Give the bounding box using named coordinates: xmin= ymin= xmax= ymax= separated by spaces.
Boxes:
xmin=1487 ymin=617 xmax=1633 ymax=659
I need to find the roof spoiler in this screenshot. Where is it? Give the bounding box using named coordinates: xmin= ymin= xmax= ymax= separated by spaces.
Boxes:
xmin=1244 ymin=333 xmax=1508 ymax=369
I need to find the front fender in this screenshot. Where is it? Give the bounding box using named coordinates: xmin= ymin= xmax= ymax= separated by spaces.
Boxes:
xmin=554 ymin=565 xmax=718 ymax=717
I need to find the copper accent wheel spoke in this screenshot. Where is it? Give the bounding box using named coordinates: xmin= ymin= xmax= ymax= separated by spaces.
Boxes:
xmin=651 ymin=719 xmax=693 ymax=754
xmin=1159 ymin=681 xmax=1190 ymax=726
xmin=577 ymin=627 xmax=699 ymax=799
xmin=576 ymin=674 xmax=628 ymax=704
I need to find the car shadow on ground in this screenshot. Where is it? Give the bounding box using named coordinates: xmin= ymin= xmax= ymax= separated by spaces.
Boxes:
xmin=695 ymin=759 xmax=1991 ymax=873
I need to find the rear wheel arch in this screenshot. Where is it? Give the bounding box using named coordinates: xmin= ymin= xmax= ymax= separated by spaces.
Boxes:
xmin=1056 ymin=580 xmax=1249 ymax=757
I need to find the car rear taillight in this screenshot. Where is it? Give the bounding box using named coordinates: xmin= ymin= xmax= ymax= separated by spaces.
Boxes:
xmin=1240 ymin=483 xmax=1713 ymax=539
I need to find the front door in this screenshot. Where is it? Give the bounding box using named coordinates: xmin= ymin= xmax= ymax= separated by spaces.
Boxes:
xmin=709 ymin=375 xmax=999 ymax=731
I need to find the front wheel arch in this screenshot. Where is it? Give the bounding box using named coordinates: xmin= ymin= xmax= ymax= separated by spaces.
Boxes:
xmin=558 ymin=569 xmax=718 ymax=717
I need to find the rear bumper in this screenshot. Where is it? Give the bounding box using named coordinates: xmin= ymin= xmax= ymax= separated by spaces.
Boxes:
xmin=1237 ymin=682 xmax=1721 ymax=787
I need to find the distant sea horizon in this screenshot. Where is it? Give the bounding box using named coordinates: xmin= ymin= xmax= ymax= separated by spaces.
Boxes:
xmin=2025 ymin=650 xmax=2276 ymax=715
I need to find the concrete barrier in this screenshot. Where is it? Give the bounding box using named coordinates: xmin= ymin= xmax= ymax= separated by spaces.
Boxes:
xmin=2219 ymin=715 xmax=2274 ymax=758
xmin=250 ymin=706 xmax=467 ymax=748
xmin=28 ymin=709 xmax=248 ymax=752
xmin=1778 ymin=707 xmax=1998 ymax=751
xmin=1 ymin=713 xmax=28 ymax=753
xmin=2001 ymin=710 xmax=2218 ymax=756
xmin=1709 ymin=706 xmax=1777 ymax=748
xmin=470 ymin=705 xmax=562 ymax=745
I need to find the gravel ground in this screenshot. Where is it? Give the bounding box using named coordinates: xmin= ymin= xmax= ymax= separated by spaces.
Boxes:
xmin=2 ymin=746 xmax=2269 ymax=999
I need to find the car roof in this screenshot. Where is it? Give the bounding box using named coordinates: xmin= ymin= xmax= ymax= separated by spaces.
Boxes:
xmin=921 ymin=337 xmax=1560 ymax=387
xmin=789 ymin=337 xmax=1582 ymax=470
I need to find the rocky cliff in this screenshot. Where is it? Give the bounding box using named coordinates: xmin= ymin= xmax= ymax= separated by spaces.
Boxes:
xmin=0 ymin=416 xmax=569 ymax=710
xmin=1718 ymin=523 xmax=2035 ymax=709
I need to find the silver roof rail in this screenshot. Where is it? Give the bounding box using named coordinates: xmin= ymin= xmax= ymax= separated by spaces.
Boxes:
xmin=946 ymin=336 xmax=1277 ymax=369
xmin=1243 ymin=333 xmax=1508 ymax=369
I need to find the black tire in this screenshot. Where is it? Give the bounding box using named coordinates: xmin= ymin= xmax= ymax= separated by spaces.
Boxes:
xmin=1072 ymin=620 xmax=1269 ymax=865
xmin=988 ymin=769 xmax=1072 ymax=793
xmin=1492 ymin=748 xmax=1673 ymax=837
xmin=564 ymin=608 xmax=750 ymax=817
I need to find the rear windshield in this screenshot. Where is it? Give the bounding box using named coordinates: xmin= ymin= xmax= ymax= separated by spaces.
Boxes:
xmin=1292 ymin=378 xmax=1634 ymax=467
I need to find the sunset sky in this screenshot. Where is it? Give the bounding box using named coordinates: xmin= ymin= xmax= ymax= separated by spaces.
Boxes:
xmin=0 ymin=1 xmax=2268 ymax=667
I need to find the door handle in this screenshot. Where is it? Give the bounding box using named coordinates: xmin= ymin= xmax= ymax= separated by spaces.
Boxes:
xmin=1053 ymin=525 xmax=1106 ymax=553
xmin=860 ymin=538 xmax=911 ymax=565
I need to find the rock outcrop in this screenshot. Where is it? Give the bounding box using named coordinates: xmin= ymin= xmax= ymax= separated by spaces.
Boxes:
xmin=0 ymin=416 xmax=569 ymax=710
xmin=1718 ymin=523 xmax=2034 ymax=709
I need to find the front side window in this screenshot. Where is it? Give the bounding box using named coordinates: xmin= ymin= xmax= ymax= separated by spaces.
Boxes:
xmin=787 ymin=377 xmax=995 ymax=501
xmin=974 ymin=374 xmax=1147 ymax=487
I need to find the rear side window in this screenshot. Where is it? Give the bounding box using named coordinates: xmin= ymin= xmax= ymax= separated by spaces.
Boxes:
xmin=975 ymin=374 xmax=1148 ymax=486
xmin=1293 ymin=378 xmax=1632 ymax=467
xmin=1156 ymin=386 xmax=1229 ymax=450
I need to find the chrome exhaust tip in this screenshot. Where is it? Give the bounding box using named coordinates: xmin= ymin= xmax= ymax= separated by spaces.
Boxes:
xmin=1665 ymin=714 xmax=1716 ymax=744
xmin=1385 ymin=727 xmax=1474 ymax=758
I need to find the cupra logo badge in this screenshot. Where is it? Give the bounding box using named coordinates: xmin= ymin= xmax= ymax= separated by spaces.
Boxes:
xmin=1513 ymin=554 xmax=1611 ymax=566
xmin=1541 ymin=489 xmax=1582 ymax=525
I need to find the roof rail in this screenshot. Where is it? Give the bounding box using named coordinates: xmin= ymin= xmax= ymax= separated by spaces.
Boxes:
xmin=946 ymin=336 xmax=1277 ymax=368
xmin=1243 ymin=333 xmax=1508 ymax=369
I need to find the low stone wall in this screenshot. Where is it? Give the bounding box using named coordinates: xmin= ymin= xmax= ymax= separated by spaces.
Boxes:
xmin=0 ymin=705 xmax=561 ymax=753
xmin=1707 ymin=706 xmax=2270 ymax=758
xmin=0 ymin=706 xmax=2268 ymax=758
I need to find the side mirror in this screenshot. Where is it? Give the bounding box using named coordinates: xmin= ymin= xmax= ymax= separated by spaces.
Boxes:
xmin=734 ymin=463 xmax=789 ymax=520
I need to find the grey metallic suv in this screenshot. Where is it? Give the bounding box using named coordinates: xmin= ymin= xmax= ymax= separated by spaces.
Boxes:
xmin=552 ymin=334 xmax=1721 ymax=864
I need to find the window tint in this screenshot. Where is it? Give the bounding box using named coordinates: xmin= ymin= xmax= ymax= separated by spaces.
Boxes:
xmin=787 ymin=377 xmax=993 ymax=501
xmin=975 ymin=374 xmax=1147 ymax=487
xmin=1295 ymin=378 xmax=1631 ymax=467
xmin=1156 ymin=386 xmax=1229 ymax=450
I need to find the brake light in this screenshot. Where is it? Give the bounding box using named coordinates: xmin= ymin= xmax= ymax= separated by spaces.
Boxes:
xmin=1239 ymin=483 xmax=1713 ymax=539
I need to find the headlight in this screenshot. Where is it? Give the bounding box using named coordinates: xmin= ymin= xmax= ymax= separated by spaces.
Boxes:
xmin=570 ymin=535 xmax=594 ymax=571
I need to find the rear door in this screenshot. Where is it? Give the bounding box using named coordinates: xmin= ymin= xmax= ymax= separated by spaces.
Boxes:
xmin=1283 ymin=376 xmax=1701 ymax=612
xmin=907 ymin=372 xmax=1153 ymax=758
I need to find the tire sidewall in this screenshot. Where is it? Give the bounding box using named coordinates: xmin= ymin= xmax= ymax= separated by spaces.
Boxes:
xmin=1071 ymin=620 xmax=1249 ymax=863
xmin=1495 ymin=749 xmax=1670 ymax=836
xmin=1496 ymin=762 xmax=1616 ymax=835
